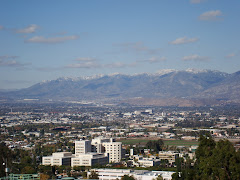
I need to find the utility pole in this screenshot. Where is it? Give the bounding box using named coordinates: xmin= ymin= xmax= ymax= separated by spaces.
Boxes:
xmin=3 ymin=158 xmax=10 ymax=179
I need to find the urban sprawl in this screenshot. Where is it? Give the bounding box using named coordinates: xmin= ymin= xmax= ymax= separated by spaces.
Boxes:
xmin=1 ymin=103 xmax=240 ymax=180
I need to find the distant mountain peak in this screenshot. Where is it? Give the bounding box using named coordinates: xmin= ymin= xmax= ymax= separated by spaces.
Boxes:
xmin=39 ymin=80 xmax=50 ymax=85
xmin=185 ymin=68 xmax=208 ymax=73
xmin=1 ymin=68 xmax=239 ymax=106
xmin=185 ymin=68 xmax=224 ymax=74
xmin=156 ymin=69 xmax=176 ymax=76
xmin=40 ymin=69 xmax=229 ymax=84
xmin=155 ymin=68 xmax=223 ymax=76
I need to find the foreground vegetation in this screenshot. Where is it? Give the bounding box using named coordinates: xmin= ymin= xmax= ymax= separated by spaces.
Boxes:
xmin=172 ymin=135 xmax=240 ymax=180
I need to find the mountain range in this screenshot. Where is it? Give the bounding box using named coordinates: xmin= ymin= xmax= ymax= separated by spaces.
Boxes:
xmin=1 ymin=69 xmax=240 ymax=106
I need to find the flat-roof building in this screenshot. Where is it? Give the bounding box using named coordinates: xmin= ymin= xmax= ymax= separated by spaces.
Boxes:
xmin=89 ymin=169 xmax=174 ymax=180
xmin=42 ymin=152 xmax=72 ymax=166
xmin=71 ymin=153 xmax=108 ymax=167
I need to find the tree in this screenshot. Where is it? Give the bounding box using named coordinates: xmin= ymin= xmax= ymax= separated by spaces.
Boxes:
xmin=146 ymin=139 xmax=164 ymax=153
xmin=121 ymin=175 xmax=135 ymax=180
xmin=194 ymin=135 xmax=216 ymax=179
xmin=21 ymin=166 xmax=36 ymax=174
xmin=209 ymin=140 xmax=240 ymax=180
xmin=172 ymin=157 xmax=195 ymax=180
xmin=0 ymin=142 xmax=13 ymax=177
xmin=195 ymin=135 xmax=216 ymax=161
xmin=88 ymin=170 xmax=99 ymax=179
xmin=172 ymin=135 xmax=240 ymax=180
xmin=38 ymin=165 xmax=53 ymax=177
xmin=40 ymin=174 xmax=50 ymax=180
xmin=82 ymin=171 xmax=87 ymax=179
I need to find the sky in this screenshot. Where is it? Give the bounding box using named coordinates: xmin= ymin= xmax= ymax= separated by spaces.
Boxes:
xmin=0 ymin=0 xmax=240 ymax=89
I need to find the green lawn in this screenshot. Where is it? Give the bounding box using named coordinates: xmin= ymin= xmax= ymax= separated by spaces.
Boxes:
xmin=118 ymin=138 xmax=199 ymax=146
xmin=164 ymin=140 xmax=199 ymax=146
xmin=119 ymin=139 xmax=150 ymax=145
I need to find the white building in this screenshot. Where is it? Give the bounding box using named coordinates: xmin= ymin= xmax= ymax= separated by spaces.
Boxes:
xmin=71 ymin=153 xmax=108 ymax=167
xmin=90 ymin=137 xmax=125 ymax=163
xmin=130 ymin=149 xmax=134 ymax=156
xmin=75 ymin=140 xmax=91 ymax=155
xmin=42 ymin=152 xmax=72 ymax=166
xmin=138 ymin=158 xmax=161 ymax=167
xmin=145 ymin=109 xmax=153 ymax=114
xmin=89 ymin=168 xmax=174 ymax=180
xmin=91 ymin=137 xmax=110 ymax=153
xmin=42 ymin=138 xmax=124 ymax=167
xmin=42 ymin=139 xmax=109 ymax=167
xmin=158 ymin=151 xmax=179 ymax=164
xmin=102 ymin=138 xmax=124 ymax=163
xmin=72 ymin=139 xmax=109 ymax=167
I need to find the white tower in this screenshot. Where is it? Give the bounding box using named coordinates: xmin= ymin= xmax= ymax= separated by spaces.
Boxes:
xmin=75 ymin=140 xmax=91 ymax=156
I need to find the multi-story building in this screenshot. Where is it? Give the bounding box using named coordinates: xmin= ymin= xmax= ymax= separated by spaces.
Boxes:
xmin=42 ymin=152 xmax=72 ymax=166
xmin=42 ymin=138 xmax=124 ymax=167
xmin=158 ymin=151 xmax=179 ymax=164
xmin=71 ymin=153 xmax=109 ymax=167
xmin=42 ymin=140 xmax=109 ymax=167
xmin=91 ymin=137 xmax=110 ymax=153
xmin=75 ymin=140 xmax=91 ymax=155
xmin=72 ymin=139 xmax=109 ymax=167
xmin=102 ymin=138 xmax=124 ymax=163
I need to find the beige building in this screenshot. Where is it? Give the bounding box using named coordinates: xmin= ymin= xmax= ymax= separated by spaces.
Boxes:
xmin=42 ymin=139 xmax=109 ymax=167
xmin=71 ymin=153 xmax=108 ymax=167
xmin=42 ymin=152 xmax=72 ymax=166
xmin=72 ymin=139 xmax=109 ymax=167
xmin=138 ymin=159 xmax=161 ymax=167
xmin=158 ymin=151 xmax=179 ymax=164
xmin=42 ymin=138 xmax=124 ymax=167
xmin=75 ymin=140 xmax=91 ymax=155
xmin=102 ymin=138 xmax=124 ymax=163
xmin=90 ymin=137 xmax=125 ymax=163
xmin=91 ymin=137 xmax=110 ymax=153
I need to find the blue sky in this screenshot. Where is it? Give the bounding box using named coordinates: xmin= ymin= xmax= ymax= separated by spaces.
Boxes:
xmin=0 ymin=0 xmax=240 ymax=89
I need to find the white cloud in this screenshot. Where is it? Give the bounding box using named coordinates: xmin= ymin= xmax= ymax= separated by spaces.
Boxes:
xmin=66 ymin=57 xmax=100 ymax=69
xmin=0 ymin=55 xmax=18 ymax=60
xmin=148 ymin=56 xmax=166 ymax=63
xmin=225 ymin=53 xmax=236 ymax=58
xmin=199 ymin=10 xmax=222 ymax=21
xmin=0 ymin=55 xmax=29 ymax=69
xmin=66 ymin=61 xmax=101 ymax=69
xmin=140 ymin=56 xmax=166 ymax=63
xmin=65 ymin=57 xmax=99 ymax=68
xmin=105 ymin=62 xmax=128 ymax=68
xmin=66 ymin=56 xmax=137 ymax=69
xmin=25 ymin=35 xmax=79 ymax=44
xmin=169 ymin=37 xmax=199 ymax=45
xmin=182 ymin=54 xmax=209 ymax=61
xmin=36 ymin=67 xmax=61 ymax=72
xmin=75 ymin=57 xmax=96 ymax=62
xmin=114 ymin=42 xmax=161 ymax=55
xmin=16 ymin=24 xmax=39 ymax=33
xmin=105 ymin=62 xmax=137 ymax=68
xmin=190 ymin=0 xmax=206 ymax=4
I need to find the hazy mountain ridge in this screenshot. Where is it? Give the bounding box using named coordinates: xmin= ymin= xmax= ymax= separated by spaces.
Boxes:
xmin=1 ymin=69 xmax=240 ymax=106
xmin=194 ymin=71 xmax=240 ymax=101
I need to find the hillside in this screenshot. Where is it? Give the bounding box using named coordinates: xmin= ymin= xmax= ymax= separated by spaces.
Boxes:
xmin=1 ymin=69 xmax=240 ymax=106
